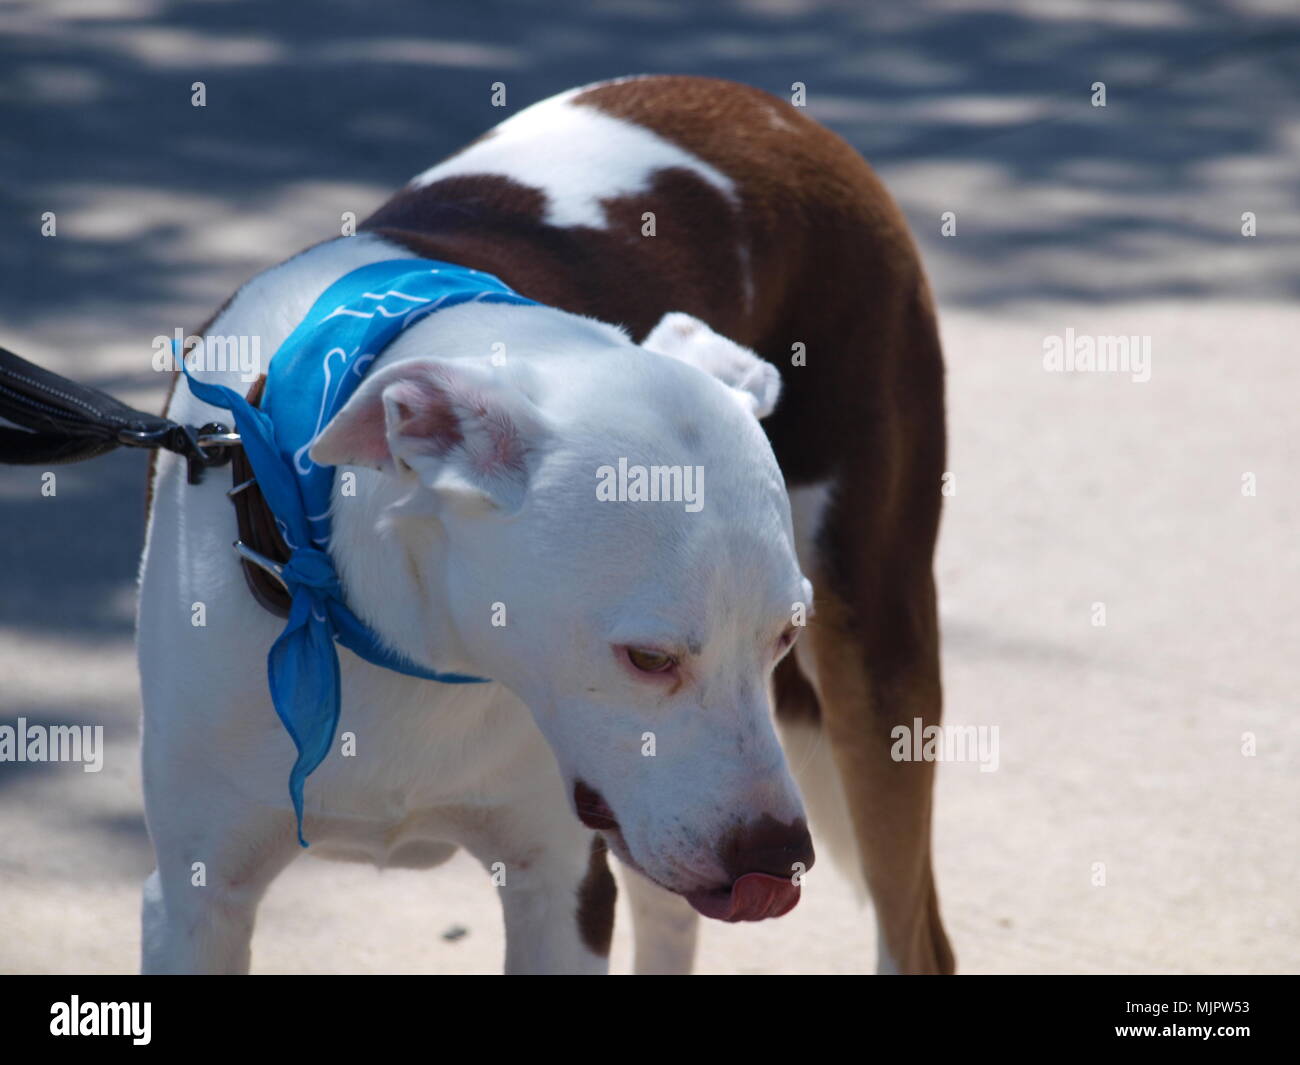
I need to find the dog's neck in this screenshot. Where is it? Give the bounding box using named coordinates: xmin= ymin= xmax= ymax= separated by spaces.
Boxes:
xmin=330 ymin=462 xmax=473 ymax=676
xmin=323 ymin=298 xmax=629 ymax=680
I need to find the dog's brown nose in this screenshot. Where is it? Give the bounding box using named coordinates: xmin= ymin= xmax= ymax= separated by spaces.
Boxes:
xmin=718 ymin=813 xmax=815 ymax=882
xmin=685 ymin=815 xmax=815 ymax=922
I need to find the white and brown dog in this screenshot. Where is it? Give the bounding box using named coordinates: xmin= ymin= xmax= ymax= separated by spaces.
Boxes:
xmin=137 ymin=75 xmax=952 ymax=974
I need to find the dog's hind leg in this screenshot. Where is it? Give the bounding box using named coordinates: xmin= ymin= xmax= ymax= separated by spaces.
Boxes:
xmin=621 ymin=865 xmax=699 ymax=974
xmin=770 ymin=274 xmax=953 ymax=974
xmin=779 ymin=494 xmax=954 ymax=975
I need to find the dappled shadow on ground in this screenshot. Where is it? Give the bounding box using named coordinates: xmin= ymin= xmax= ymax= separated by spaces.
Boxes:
xmin=1 ymin=0 xmax=1297 ymax=332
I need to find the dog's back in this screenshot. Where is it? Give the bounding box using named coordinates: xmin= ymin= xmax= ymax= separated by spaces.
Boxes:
xmin=361 ymin=74 xmax=943 ymax=485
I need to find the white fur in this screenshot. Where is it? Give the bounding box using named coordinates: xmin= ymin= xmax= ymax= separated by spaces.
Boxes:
xmin=786 ymin=480 xmax=834 ymax=693
xmin=138 ymin=228 xmax=809 ymax=972
xmin=781 ymin=482 xmax=865 ymax=891
xmin=643 ymin=312 xmax=781 ymax=418
xmin=409 ymin=86 xmax=738 ymax=229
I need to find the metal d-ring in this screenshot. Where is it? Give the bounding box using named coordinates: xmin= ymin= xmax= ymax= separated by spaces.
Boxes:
xmin=227 ymin=476 xmax=256 ymax=499
xmin=232 ymin=540 xmax=289 ymax=591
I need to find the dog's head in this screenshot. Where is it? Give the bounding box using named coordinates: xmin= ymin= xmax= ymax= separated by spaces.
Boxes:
xmin=311 ymin=307 xmax=814 ymax=921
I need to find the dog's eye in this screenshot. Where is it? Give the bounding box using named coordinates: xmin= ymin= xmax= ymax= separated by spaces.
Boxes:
xmin=778 ymin=626 xmax=799 ymax=651
xmin=627 ymin=648 xmax=675 ymax=673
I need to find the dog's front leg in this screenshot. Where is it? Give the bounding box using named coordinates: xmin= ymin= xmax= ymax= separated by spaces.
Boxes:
xmin=140 ymin=727 xmax=300 ymax=974
xmin=140 ymin=797 xmax=300 ymax=975
xmin=466 ymin=801 xmax=614 ymax=975
xmin=619 ymin=865 xmax=700 ymax=975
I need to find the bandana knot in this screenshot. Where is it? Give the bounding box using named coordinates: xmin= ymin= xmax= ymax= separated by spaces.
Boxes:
xmin=282 ymin=547 xmax=342 ymax=596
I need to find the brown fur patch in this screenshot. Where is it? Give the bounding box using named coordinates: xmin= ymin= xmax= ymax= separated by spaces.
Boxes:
xmin=773 ymin=651 xmax=821 ymax=726
xmin=575 ymin=835 xmax=616 ymax=957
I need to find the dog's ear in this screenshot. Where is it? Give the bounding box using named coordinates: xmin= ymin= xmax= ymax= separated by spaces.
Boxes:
xmin=309 ymin=358 xmax=545 ymax=513
xmin=642 ymin=312 xmax=781 ymax=419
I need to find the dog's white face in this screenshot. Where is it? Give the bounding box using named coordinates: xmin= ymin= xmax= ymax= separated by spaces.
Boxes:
xmin=312 ymin=309 xmax=814 ymax=921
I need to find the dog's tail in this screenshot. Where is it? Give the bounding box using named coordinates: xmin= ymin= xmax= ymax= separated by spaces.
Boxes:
xmin=772 ymin=661 xmax=867 ymax=900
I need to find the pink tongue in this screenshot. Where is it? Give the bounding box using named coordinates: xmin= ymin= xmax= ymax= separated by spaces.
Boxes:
xmin=686 ymin=872 xmax=801 ymax=922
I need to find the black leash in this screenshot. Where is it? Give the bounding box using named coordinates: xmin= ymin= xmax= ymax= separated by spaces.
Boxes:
xmin=0 ymin=344 xmax=238 ymax=483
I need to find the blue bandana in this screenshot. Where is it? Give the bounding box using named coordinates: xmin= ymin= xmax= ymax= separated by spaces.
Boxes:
xmin=182 ymin=258 xmax=537 ymax=845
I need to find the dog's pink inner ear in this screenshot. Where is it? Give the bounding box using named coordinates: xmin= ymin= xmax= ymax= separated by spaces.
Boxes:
xmin=385 ymin=378 xmax=465 ymax=457
xmin=312 ymin=361 xmax=534 ymax=492
xmin=311 ymin=367 xmax=466 ymax=469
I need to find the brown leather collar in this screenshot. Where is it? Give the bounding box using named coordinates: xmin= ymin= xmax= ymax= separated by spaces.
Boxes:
xmin=229 ymin=374 xmax=293 ymax=617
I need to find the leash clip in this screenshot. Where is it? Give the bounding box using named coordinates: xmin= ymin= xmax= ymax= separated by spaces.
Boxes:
xmin=118 ymin=422 xmax=240 ymax=484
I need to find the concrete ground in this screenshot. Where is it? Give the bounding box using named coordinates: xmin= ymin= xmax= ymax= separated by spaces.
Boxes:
xmin=1 ymin=0 xmax=1296 ymax=974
